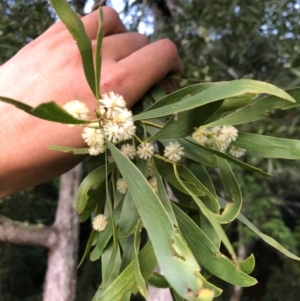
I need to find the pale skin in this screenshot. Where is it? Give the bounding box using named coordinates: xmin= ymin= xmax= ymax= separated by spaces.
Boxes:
xmin=0 ymin=7 xmax=182 ymax=198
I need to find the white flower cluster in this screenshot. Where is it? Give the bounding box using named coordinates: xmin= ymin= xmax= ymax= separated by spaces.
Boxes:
xmin=63 ymin=92 xmax=136 ymax=156
xmin=63 ymin=95 xmax=185 ymax=161
xmin=92 ymin=214 xmax=108 ymax=231
xmin=192 ymin=125 xmax=246 ymax=158
xmin=120 ymin=141 xmax=185 ymax=162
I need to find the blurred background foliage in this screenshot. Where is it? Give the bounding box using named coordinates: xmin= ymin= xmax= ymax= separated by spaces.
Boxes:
xmin=0 ymin=0 xmax=300 ymax=300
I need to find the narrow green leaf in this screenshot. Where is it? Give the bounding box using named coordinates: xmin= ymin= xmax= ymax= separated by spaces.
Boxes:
xmin=240 ymin=255 xmax=255 ymax=275
xmin=215 ymin=158 xmax=242 ymax=224
xmin=119 ymin=292 xmax=131 ymax=301
xmin=120 ymin=235 xmax=135 ymax=272
xmin=101 ymin=242 xmax=122 ymax=289
xmin=76 ymin=162 xmax=116 ymax=213
xmin=197 ymin=273 xmax=222 ymax=297
xmin=108 ymin=141 xmax=204 ymax=300
xmin=133 ymin=220 xmax=147 ymax=297
xmin=95 ymin=8 xmax=104 ymax=99
xmin=48 ymin=145 xmax=89 ymax=155
xmin=148 ymin=101 xmax=222 ymax=141
xmin=177 ymin=165 xmax=220 ymax=211
xmin=50 ymin=0 xmax=96 ymax=95
xmin=153 ymin=161 xmax=178 ymax=226
xmin=78 ymin=230 xmax=97 ymax=267
xmin=190 ymin=163 xmax=220 ymax=247
xmin=234 ymin=132 xmax=300 ymax=159
xmin=206 ymin=87 xmax=300 ymax=127
xmin=172 ymin=204 xmax=257 ymax=286
xmin=0 ymin=96 xmax=87 ymax=124
xmin=238 ymin=213 xmax=300 ymax=261
xmin=93 ymin=241 xmax=157 ymax=301
xmin=177 ymin=138 xmax=218 ymax=167
xmin=146 ymin=82 xmax=216 ymax=110
xmin=134 ymin=79 xmax=295 ymax=121
xmin=173 ymin=165 xmax=238 ymax=266
xmin=185 ymin=137 xmax=271 ymax=176
xmin=90 ymin=217 xmax=113 ymax=261
xmin=148 ymin=85 xmax=167 ymax=102
xmin=80 ymin=182 xmax=105 ymax=222
xmin=148 ymin=272 xmax=170 ymax=288
xmin=154 ymin=156 xmax=205 ymax=196
xmin=49 ymin=145 xmax=89 ymax=154
xmin=118 ymin=192 xmax=140 ymax=237
xmin=216 ymin=93 xmax=258 ymax=113
xmin=279 ymin=87 xmax=300 ymax=110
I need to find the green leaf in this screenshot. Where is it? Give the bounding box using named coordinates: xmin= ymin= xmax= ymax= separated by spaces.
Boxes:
xmin=185 ymin=137 xmax=271 ymax=177
xmin=76 ymin=162 xmax=116 ymax=213
xmin=240 ymin=254 xmax=255 ymax=275
xmin=0 ymin=96 xmax=87 ymax=124
xmin=238 ymin=213 xmax=300 ymax=261
xmin=90 ymin=217 xmax=113 ymax=261
xmin=78 ymin=230 xmax=97 ymax=267
xmin=153 ymin=161 xmax=178 ymax=227
xmin=118 ymin=192 xmax=140 ymax=237
xmin=93 ymin=241 xmax=157 ymax=301
xmin=50 ymin=0 xmax=96 ymax=95
xmin=215 ymin=93 xmax=258 ymax=113
xmin=146 ymin=82 xmax=216 ymax=110
xmin=148 ymin=272 xmax=170 ymax=288
xmin=173 ymin=165 xmax=238 ymax=266
xmin=215 ymin=158 xmax=242 ymax=224
xmin=148 ymin=101 xmax=222 ymax=141
xmin=148 ymin=85 xmax=167 ymax=103
xmin=48 ymin=145 xmax=89 ymax=154
xmin=206 ymin=87 xmax=300 ymax=127
xmin=133 ymin=79 xmax=295 ymax=121
xmin=101 ymin=242 xmax=122 ymax=289
xmin=154 ymin=156 xmax=205 ymax=196
xmin=177 ymin=138 xmax=218 ymax=167
xmin=190 ymin=163 xmax=220 ymax=247
xmin=177 ymin=165 xmax=220 ymax=211
xmin=279 ymin=87 xmax=300 ymax=110
xmin=80 ymin=182 xmax=105 ymax=222
xmin=234 ymin=132 xmax=300 ymax=159
xmin=197 ymin=273 xmax=222 ymax=297
xmin=119 ymin=292 xmax=131 ymax=301
xmin=120 ymin=235 xmax=135 ymax=272
xmin=133 ymin=220 xmax=147 ymax=298
xmin=108 ymin=141 xmax=204 ymax=300
xmin=95 ymin=8 xmax=104 ymax=99
xmin=172 ymin=204 xmax=257 ymax=286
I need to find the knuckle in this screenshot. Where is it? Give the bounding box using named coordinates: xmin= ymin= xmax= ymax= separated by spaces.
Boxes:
xmin=136 ymin=33 xmax=149 ymax=44
xmin=103 ymin=6 xmax=121 ymax=22
xmin=101 ymin=66 xmax=126 ymax=94
xmin=158 ymin=39 xmax=179 ymax=58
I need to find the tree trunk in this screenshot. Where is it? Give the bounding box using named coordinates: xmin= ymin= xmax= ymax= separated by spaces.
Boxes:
xmin=43 ymin=164 xmax=82 ymax=301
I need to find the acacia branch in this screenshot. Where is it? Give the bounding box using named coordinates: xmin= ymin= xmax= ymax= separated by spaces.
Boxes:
xmin=0 ymin=215 xmax=57 ymax=249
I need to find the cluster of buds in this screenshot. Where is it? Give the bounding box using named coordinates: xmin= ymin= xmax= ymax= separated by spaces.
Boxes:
xmin=192 ymin=125 xmax=246 ymax=158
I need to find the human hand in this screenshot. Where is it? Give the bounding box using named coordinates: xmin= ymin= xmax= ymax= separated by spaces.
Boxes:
xmin=0 ymin=7 xmax=182 ymax=198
